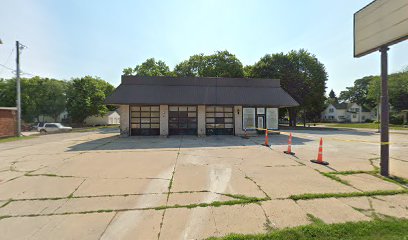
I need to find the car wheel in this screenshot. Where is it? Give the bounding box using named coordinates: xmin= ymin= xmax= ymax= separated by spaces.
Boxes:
xmin=40 ymin=129 xmax=47 ymax=134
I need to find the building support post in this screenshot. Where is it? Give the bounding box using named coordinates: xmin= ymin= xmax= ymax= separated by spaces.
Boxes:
xmin=380 ymin=46 xmax=389 ymax=177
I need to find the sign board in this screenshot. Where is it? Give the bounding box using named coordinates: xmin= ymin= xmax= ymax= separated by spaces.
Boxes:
xmin=354 ymin=0 xmax=408 ymax=57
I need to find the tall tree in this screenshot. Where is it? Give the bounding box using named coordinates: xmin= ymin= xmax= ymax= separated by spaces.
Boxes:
xmin=250 ymin=50 xmax=328 ymax=126
xmin=174 ymin=51 xmax=244 ymax=77
xmin=339 ymin=76 xmax=376 ymax=108
xmin=329 ymin=89 xmax=336 ymax=99
xmin=66 ymin=76 xmax=115 ymax=123
xmin=368 ymin=70 xmax=408 ymax=112
xmin=122 ymin=58 xmax=173 ymax=76
xmin=0 ymin=77 xmax=67 ymax=122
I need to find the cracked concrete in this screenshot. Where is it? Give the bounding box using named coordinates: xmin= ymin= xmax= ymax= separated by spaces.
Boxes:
xmin=0 ymin=129 xmax=407 ymax=239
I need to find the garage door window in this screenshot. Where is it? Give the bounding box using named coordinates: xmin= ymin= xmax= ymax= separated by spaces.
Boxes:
xmin=169 ymin=106 xmax=197 ymax=135
xmin=130 ymin=106 xmax=160 ymax=135
xmin=206 ymin=106 xmax=234 ymax=135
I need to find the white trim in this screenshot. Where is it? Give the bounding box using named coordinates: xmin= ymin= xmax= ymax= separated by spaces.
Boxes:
xmin=0 ymin=107 xmax=17 ymax=110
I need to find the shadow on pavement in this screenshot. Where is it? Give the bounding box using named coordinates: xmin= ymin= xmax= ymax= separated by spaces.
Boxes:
xmin=66 ymin=134 xmax=314 ymax=151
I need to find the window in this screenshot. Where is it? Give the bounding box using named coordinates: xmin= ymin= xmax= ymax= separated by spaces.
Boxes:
xmin=353 ymin=114 xmax=357 ymax=118
xmin=205 ymin=106 xmax=234 ymax=135
xmin=243 ymin=108 xmax=256 ymax=130
xmin=329 ymin=108 xmax=334 ymax=113
xmin=266 ymin=108 xmax=278 ymax=129
xmin=130 ymin=105 xmax=160 ymax=129
xmin=169 ymin=106 xmax=197 ymax=135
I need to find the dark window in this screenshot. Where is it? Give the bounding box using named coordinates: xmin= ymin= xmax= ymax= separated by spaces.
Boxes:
xmin=130 ymin=105 xmax=160 ymax=135
xmin=168 ymin=106 xmax=197 ymax=135
xmin=206 ymin=106 xmax=234 ymax=135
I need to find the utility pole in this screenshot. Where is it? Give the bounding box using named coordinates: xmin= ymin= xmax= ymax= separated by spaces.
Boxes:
xmin=16 ymin=41 xmax=22 ymax=137
xmin=380 ymin=46 xmax=389 ymax=176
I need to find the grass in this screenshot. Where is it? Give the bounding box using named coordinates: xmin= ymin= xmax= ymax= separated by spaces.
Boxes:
xmin=320 ymin=172 xmax=351 ymax=186
xmin=289 ymin=189 xmax=408 ymax=201
xmin=322 ymin=123 xmax=407 ymax=131
xmin=154 ymin=196 xmax=269 ymax=211
xmin=206 ymin=218 xmax=408 ymax=240
xmin=72 ymin=125 xmax=119 ymax=132
xmin=0 ymin=135 xmax=37 ymax=143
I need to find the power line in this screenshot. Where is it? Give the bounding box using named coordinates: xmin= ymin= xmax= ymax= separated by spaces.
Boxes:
xmin=0 ymin=63 xmax=14 ymax=71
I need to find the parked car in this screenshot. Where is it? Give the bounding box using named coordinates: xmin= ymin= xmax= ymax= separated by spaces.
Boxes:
xmin=38 ymin=123 xmax=72 ymax=134
xmin=33 ymin=122 xmax=45 ymax=131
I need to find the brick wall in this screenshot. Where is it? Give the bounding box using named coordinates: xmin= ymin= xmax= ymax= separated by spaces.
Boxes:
xmin=0 ymin=109 xmax=17 ymax=137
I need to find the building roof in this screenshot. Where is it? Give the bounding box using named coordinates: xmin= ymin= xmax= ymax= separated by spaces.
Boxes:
xmin=105 ymin=76 xmax=299 ymax=107
xmin=362 ymin=106 xmax=371 ymax=112
xmin=333 ymin=102 xmax=348 ymax=109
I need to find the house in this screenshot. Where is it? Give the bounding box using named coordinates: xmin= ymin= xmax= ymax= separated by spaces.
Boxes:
xmin=321 ymin=102 xmax=373 ymax=123
xmin=84 ymin=111 xmax=120 ymax=126
xmin=105 ymin=76 xmax=298 ymax=136
xmin=38 ymin=110 xmax=69 ymax=123
xmin=0 ymin=107 xmax=17 ymax=137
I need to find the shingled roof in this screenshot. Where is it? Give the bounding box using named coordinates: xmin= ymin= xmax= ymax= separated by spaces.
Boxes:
xmin=105 ymin=76 xmax=299 ymax=107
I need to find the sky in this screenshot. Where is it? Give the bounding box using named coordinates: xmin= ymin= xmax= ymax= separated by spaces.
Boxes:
xmin=0 ymin=0 xmax=407 ymax=95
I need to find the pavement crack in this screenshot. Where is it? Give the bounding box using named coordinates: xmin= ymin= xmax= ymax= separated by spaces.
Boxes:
xmin=158 ymin=136 xmax=183 ymax=240
xmin=98 ymin=212 xmax=118 ymax=240
xmin=238 ymin=168 xmax=270 ymax=199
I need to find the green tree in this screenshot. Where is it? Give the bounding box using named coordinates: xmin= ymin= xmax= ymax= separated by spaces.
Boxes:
xmin=40 ymin=79 xmax=67 ymax=121
xmin=368 ymin=70 xmax=408 ymax=112
xmin=0 ymin=77 xmax=67 ymax=122
xmin=329 ymin=89 xmax=336 ymax=99
xmin=66 ymin=76 xmax=115 ymax=123
xmin=122 ymin=58 xmax=173 ymax=76
xmin=250 ymin=50 xmax=328 ymax=126
xmin=174 ymin=50 xmax=244 ymax=77
xmin=339 ymin=76 xmax=376 ymax=108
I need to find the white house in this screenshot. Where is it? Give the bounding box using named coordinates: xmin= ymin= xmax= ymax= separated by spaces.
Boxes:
xmin=84 ymin=111 xmax=120 ymax=126
xmin=38 ymin=110 xmax=69 ymax=123
xmin=321 ymin=102 xmax=373 ymax=123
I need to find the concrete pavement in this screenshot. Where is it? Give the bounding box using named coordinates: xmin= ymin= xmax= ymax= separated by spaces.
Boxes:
xmin=0 ymin=129 xmax=407 ymax=239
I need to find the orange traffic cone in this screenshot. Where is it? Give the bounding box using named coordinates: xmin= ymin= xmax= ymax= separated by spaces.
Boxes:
xmin=310 ymin=138 xmax=329 ymax=165
xmin=284 ymin=133 xmax=295 ymax=155
xmin=262 ymin=129 xmax=269 ymax=147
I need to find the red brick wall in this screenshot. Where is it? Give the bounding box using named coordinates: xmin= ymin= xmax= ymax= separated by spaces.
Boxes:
xmin=0 ymin=109 xmax=17 ymax=137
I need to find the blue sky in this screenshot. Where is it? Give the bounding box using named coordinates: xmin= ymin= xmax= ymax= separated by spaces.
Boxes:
xmin=0 ymin=0 xmax=407 ymax=95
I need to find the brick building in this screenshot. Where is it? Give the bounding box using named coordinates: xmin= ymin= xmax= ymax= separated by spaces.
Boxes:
xmin=0 ymin=107 xmax=17 ymax=138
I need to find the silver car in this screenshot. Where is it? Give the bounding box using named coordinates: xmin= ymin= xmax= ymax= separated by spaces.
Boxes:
xmin=38 ymin=123 xmax=72 ymax=134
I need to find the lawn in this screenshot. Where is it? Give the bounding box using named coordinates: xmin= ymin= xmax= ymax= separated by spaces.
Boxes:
xmin=72 ymin=125 xmax=119 ymax=132
xmin=322 ymin=123 xmax=407 ymax=131
xmin=207 ymin=219 xmax=408 ymax=240
xmin=0 ymin=135 xmax=37 ymax=143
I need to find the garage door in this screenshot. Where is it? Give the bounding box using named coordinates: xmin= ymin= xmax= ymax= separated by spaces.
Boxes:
xmin=130 ymin=106 xmax=160 ymax=136
xmin=169 ymin=106 xmax=197 ymax=135
xmin=206 ymin=106 xmax=234 ymax=135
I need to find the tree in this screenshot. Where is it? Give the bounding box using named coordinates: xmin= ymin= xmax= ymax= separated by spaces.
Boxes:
xmin=339 ymin=76 xmax=376 ymax=108
xmin=174 ymin=51 xmax=244 ymax=77
xmin=122 ymin=58 xmax=173 ymax=76
xmin=0 ymin=77 xmax=67 ymax=122
xmin=329 ymin=89 xmax=336 ymax=99
xmin=66 ymin=76 xmax=115 ymax=123
xmin=40 ymin=79 xmax=67 ymax=121
xmin=326 ymin=89 xmax=338 ymax=105
xmin=250 ymin=49 xmax=328 ymax=126
xmin=368 ymin=70 xmax=408 ymax=112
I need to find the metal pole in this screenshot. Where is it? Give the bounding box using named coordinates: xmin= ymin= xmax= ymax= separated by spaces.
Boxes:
xmin=16 ymin=41 xmax=21 ymax=137
xmin=380 ymin=46 xmax=389 ymax=176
